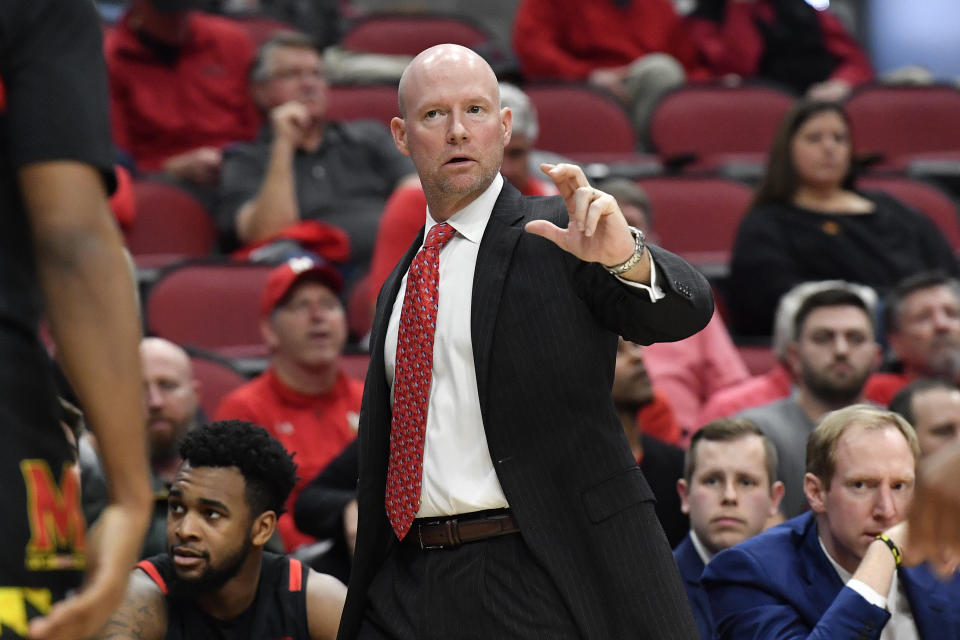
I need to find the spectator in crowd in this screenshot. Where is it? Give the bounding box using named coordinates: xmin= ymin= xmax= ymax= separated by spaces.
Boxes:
xmin=601 ymin=178 xmax=749 ymax=441
xmin=866 ymin=271 xmax=960 ymax=405
xmin=105 ymin=0 xmax=260 ymax=195
xmin=727 ymin=100 xmax=959 ymax=337
xmin=685 ymin=0 xmax=873 ymax=101
xmin=702 ymin=405 xmax=960 ymax=639
xmin=674 ymin=418 xmax=784 ymax=640
xmin=366 ymin=81 xmax=558 ymax=305
xmin=217 ymin=32 xmax=415 ymax=268
xmin=511 ymin=0 xmax=710 ymax=142
xmin=613 ymin=338 xmax=688 ymax=546
xmin=739 ymin=288 xmax=880 ymax=518
xmin=94 ymin=420 xmax=346 ymax=640
xmin=140 ymin=337 xmax=203 ymax=557
xmin=215 ymin=257 xmax=361 ymax=553
xmin=889 ymin=378 xmax=960 ymax=458
xmin=697 ymin=280 xmax=883 ymax=426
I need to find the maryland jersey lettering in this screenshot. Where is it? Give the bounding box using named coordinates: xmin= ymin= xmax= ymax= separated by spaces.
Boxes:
xmin=19 ymin=460 xmax=86 ymax=571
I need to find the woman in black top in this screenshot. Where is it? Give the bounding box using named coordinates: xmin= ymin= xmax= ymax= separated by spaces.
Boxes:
xmin=728 ymin=100 xmax=959 ymax=337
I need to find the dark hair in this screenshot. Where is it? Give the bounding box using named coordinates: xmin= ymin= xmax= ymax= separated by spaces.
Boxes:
xmin=751 ymin=100 xmax=856 ymax=209
xmin=685 ymin=418 xmax=778 ymax=486
xmin=883 ymin=270 xmax=960 ymax=334
xmin=179 ymin=420 xmax=298 ymax=516
xmin=889 ymin=377 xmax=960 ymax=426
xmin=793 ymin=288 xmax=873 ymax=339
xmin=250 ymin=31 xmax=320 ymax=84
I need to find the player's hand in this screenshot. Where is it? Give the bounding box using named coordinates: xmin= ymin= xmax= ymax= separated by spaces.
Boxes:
xmin=28 ymin=501 xmax=150 ymax=640
xmin=525 ymin=163 xmax=642 ymax=276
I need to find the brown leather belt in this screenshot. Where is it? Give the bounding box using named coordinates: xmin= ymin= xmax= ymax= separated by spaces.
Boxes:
xmin=409 ymin=511 xmax=520 ymax=550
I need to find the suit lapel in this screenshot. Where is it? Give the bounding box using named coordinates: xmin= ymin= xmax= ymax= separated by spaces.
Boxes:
xmin=364 ymin=228 xmax=424 ymax=454
xmin=796 ymin=515 xmax=846 ymax=614
xmin=471 ymin=183 xmax=524 ymax=416
xmin=901 ymin=565 xmax=955 ymax=637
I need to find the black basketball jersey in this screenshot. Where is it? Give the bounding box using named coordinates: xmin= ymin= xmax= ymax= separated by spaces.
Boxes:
xmin=137 ymin=552 xmax=311 ymax=640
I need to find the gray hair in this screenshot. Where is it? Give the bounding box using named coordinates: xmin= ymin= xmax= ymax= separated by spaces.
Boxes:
xmin=250 ymin=31 xmax=318 ymax=84
xmin=772 ymin=280 xmax=878 ymax=359
xmin=499 ymin=82 xmax=538 ymax=142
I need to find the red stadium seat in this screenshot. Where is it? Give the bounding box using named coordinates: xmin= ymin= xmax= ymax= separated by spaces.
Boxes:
xmin=340 ymin=13 xmax=492 ymax=56
xmin=146 ymin=262 xmax=274 ymax=360
xmin=648 ymin=83 xmax=795 ymax=172
xmin=327 ymin=84 xmax=399 ymax=129
xmin=229 ymin=13 xmax=298 ymax=46
xmin=340 ymin=352 xmax=371 ymax=381
xmin=637 ymin=177 xmax=753 ymax=271
xmin=736 ymin=344 xmax=776 ymax=376
xmin=523 ymin=83 xmax=640 ymax=159
xmin=188 ymin=351 xmax=249 ymax=418
xmin=846 ymin=85 xmax=960 ymax=170
xmin=124 ymin=180 xmax=216 ymax=265
xmin=857 ymin=175 xmax=960 ymax=250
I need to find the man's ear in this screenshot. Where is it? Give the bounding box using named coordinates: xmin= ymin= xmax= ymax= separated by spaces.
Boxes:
xmin=785 ymin=341 xmax=803 ymax=379
xmin=251 ymin=511 xmax=277 ymax=547
xmin=804 ymin=472 xmax=828 ymax=514
xmin=501 ymin=106 xmax=513 ymax=147
xmin=769 ymin=480 xmax=786 ymax=516
xmin=261 ymin=317 xmax=279 ymax=351
xmin=677 ymin=478 xmax=691 ymax=515
xmin=391 ymin=117 xmax=409 ymax=156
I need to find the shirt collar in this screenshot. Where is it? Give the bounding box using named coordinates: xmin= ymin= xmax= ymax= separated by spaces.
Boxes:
xmin=424 ymin=173 xmax=504 ymax=245
xmin=690 ymin=529 xmax=715 ymax=566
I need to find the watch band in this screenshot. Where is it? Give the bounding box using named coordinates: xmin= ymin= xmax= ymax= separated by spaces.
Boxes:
xmin=605 ymin=226 xmax=646 ymax=276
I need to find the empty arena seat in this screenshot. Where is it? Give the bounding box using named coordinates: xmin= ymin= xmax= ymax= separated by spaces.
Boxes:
xmin=187 ymin=350 xmax=250 ymax=418
xmin=340 ymin=12 xmax=492 ymax=56
xmin=637 ymin=176 xmax=754 ymax=271
xmin=846 ymin=85 xmax=960 ymax=170
xmin=146 ymin=262 xmax=274 ymax=359
xmin=648 ymin=83 xmax=796 ymax=172
xmin=524 ymin=83 xmax=640 ymax=158
xmin=124 ymin=180 xmax=216 ymax=264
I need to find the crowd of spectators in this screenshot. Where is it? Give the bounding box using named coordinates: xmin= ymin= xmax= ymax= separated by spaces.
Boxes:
xmin=66 ymin=1 xmax=960 ymax=637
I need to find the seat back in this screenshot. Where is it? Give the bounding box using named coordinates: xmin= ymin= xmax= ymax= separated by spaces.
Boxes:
xmin=146 ymin=262 xmax=274 ymax=359
xmin=857 ymin=175 xmax=960 ymax=250
xmin=340 ymin=13 xmax=491 ymax=56
xmin=327 ymin=84 xmax=400 ymax=129
xmin=189 ymin=351 xmax=249 ymax=418
xmin=649 ymin=83 xmax=795 ymax=164
xmin=124 ymin=180 xmax=216 ymax=259
xmin=637 ymin=177 xmax=753 ymax=265
xmin=846 ymin=85 xmax=960 ymax=165
xmin=524 ymin=83 xmax=637 ymax=156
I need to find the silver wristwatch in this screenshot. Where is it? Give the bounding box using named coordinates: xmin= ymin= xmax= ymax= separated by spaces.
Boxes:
xmin=605 ymin=226 xmax=646 ymax=276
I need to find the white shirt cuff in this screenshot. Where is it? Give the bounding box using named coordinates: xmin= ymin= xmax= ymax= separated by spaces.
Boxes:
xmin=614 ymin=255 xmax=665 ymax=302
xmin=846 ymin=578 xmax=887 ymax=609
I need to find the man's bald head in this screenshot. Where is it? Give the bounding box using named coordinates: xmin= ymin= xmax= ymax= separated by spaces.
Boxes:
xmin=140 ymin=337 xmax=199 ymax=460
xmin=397 ymin=44 xmax=500 ymax=120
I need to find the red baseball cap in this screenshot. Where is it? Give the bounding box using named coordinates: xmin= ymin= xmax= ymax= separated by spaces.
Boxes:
xmin=260 ymin=257 xmax=343 ymax=316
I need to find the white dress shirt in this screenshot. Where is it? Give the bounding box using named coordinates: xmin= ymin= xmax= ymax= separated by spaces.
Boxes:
xmin=385 ymin=173 xmax=663 ymax=517
xmin=819 ymin=537 xmax=919 ymax=640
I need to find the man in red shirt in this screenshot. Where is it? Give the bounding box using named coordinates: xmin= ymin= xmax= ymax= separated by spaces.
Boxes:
xmin=215 ymin=258 xmax=362 ymax=552
xmin=105 ymin=0 xmax=259 ymax=189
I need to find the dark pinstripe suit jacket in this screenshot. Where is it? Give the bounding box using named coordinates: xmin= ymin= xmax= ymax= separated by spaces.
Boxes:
xmin=339 ymin=182 xmax=713 ymax=640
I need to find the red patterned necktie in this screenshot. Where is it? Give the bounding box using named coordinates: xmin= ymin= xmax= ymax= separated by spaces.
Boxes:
xmin=385 ymin=222 xmax=457 ymax=539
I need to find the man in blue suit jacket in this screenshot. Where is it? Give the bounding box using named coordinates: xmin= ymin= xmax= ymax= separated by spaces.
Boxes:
xmin=702 ymin=405 xmax=960 ymax=639
xmin=673 ymin=418 xmax=785 ymax=639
